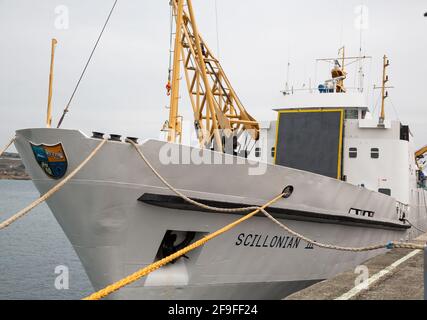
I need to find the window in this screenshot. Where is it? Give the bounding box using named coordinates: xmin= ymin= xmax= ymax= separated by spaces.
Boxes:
xmin=400 ymin=125 xmax=409 ymax=141
xmin=371 ymin=148 xmax=379 ymax=159
xmin=271 ymin=147 xmax=276 ymax=158
xmin=349 ymin=147 xmax=357 ymax=158
xmin=255 ymin=147 xmax=261 ymax=158
xmin=378 ymin=188 xmax=391 ymax=196
xmin=345 ymin=110 xmax=358 ymax=119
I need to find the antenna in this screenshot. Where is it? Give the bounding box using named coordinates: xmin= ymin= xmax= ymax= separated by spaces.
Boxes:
xmin=284 ymin=60 xmax=291 ymax=94
xmin=358 ymin=6 xmax=364 ymax=92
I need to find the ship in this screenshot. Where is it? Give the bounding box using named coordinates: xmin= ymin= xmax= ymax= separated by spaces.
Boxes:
xmin=13 ymin=0 xmax=427 ymax=299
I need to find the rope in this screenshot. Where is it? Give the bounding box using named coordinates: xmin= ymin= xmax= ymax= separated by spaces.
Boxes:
xmin=83 ymin=193 xmax=285 ymax=300
xmin=423 ymin=190 xmax=427 ymax=215
xmin=126 ymin=138 xmax=261 ymax=213
xmin=83 ymin=139 xmax=426 ymax=300
xmin=56 ymin=0 xmax=119 ymax=128
xmin=0 ymin=139 xmax=107 ymax=230
xmin=404 ymin=219 xmax=426 ymax=234
xmin=214 ymin=0 xmax=221 ymax=59
xmin=0 ymin=137 xmax=16 ymax=158
xmin=260 ymin=209 xmax=425 ymax=251
xmin=127 ymin=138 xmax=426 ymax=252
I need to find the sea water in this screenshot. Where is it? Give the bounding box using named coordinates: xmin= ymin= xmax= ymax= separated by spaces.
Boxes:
xmin=0 ymin=180 xmax=92 ymax=299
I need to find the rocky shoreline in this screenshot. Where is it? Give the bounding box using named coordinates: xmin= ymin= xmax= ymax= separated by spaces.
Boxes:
xmin=0 ymin=152 xmax=30 ymax=180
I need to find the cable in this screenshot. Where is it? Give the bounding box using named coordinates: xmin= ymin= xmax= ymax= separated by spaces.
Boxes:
xmin=423 ymin=189 xmax=427 ymax=215
xmin=214 ymin=0 xmax=220 ymax=59
xmin=168 ymin=2 xmax=174 ymax=81
xmin=371 ymin=92 xmax=381 ymax=115
xmin=404 ymin=219 xmax=426 ymax=234
xmin=389 ymin=98 xmax=401 ymax=122
xmin=57 ymin=0 xmax=119 ymax=128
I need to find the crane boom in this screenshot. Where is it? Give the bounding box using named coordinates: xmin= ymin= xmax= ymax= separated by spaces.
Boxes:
xmin=416 ymin=145 xmax=427 ymax=159
xmin=166 ymin=0 xmax=259 ymax=150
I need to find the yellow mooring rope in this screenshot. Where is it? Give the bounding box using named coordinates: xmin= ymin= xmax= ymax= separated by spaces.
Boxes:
xmin=2 ymin=136 xmax=423 ymax=299
xmin=0 ymin=137 xmax=16 ymax=158
xmin=83 ymin=139 xmax=427 ymax=300
xmin=126 ymin=139 xmax=426 ymax=252
xmin=83 ymin=192 xmax=285 ymax=300
xmin=0 ymin=139 xmax=107 ymax=230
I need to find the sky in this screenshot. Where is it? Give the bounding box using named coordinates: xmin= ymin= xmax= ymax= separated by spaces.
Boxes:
xmin=0 ymin=0 xmax=426 ymax=150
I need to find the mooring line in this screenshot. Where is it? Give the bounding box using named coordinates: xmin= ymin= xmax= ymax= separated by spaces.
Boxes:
xmin=0 ymin=139 xmax=107 ymax=230
xmin=127 ymin=139 xmax=425 ymax=252
xmin=83 ymin=192 xmax=285 ymax=300
xmin=0 ymin=137 xmax=16 ymax=158
xmin=82 ymin=140 xmax=426 ymax=301
xmin=126 ymin=138 xmax=265 ymax=214
xmin=259 ymin=209 xmax=425 ymax=251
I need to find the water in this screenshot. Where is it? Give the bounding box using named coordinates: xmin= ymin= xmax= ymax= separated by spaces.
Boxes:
xmin=0 ymin=180 xmax=93 ymax=299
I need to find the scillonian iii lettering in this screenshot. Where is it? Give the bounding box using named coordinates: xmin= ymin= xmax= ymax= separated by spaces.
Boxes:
xmin=235 ymin=233 xmax=308 ymax=249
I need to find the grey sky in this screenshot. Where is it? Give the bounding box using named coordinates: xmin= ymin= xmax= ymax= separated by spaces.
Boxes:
xmin=1 ymin=0 xmax=426 ymax=149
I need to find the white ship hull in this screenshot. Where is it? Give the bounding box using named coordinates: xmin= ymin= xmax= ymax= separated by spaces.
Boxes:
xmin=14 ymin=128 xmax=427 ymax=299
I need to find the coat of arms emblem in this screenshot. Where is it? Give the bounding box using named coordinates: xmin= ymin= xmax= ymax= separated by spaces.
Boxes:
xmin=30 ymin=143 xmax=68 ymax=179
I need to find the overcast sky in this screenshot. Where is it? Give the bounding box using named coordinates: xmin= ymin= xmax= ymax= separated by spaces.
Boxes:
xmin=1 ymin=0 xmax=426 ymax=149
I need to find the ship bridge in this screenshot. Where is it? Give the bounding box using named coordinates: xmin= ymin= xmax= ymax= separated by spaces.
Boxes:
xmin=247 ymin=52 xmax=421 ymax=205
xmin=276 ymin=92 xmax=368 ymax=112
xmin=275 ymin=91 xmax=369 ymax=122
xmin=252 ymin=91 xmax=417 ymax=206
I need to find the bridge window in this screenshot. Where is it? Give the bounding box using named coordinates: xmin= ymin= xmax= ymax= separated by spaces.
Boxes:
xmin=378 ymin=188 xmax=391 ymax=196
xmin=371 ymin=148 xmax=380 ymax=159
xmin=255 ymin=147 xmax=261 ymax=157
xmin=349 ymin=148 xmax=357 ymax=158
xmin=345 ymin=110 xmax=358 ymax=119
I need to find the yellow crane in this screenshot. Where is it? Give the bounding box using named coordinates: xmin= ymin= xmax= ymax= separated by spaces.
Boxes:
xmin=164 ymin=0 xmax=259 ymax=151
xmin=415 ymin=145 xmax=427 ymax=172
xmin=416 ymin=145 xmax=427 ymax=159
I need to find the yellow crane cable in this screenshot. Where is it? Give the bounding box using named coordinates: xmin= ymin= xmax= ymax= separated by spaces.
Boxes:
xmin=0 ymin=139 xmax=107 ymax=230
xmin=83 ymin=192 xmax=285 ymax=300
xmin=0 ymin=137 xmax=16 ymax=158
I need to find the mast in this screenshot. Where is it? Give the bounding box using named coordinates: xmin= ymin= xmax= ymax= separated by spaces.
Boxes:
xmin=46 ymin=38 xmax=58 ymax=128
xmin=166 ymin=0 xmax=259 ymax=150
xmin=379 ymin=55 xmax=390 ymax=124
